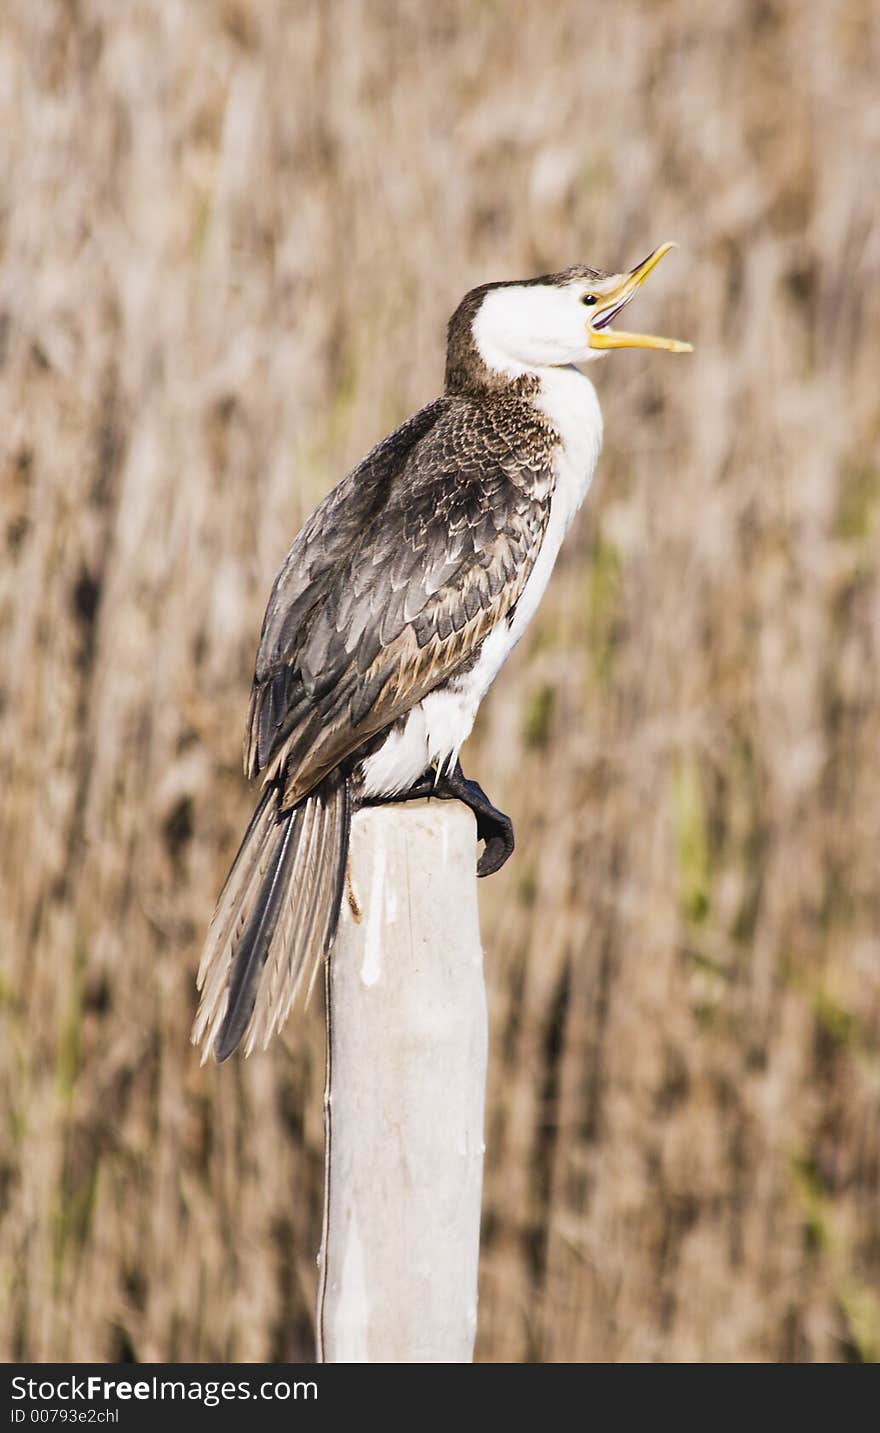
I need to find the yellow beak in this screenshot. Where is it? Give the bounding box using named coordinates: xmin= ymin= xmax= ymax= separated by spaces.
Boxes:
xmin=587 ymin=242 xmax=693 ymax=353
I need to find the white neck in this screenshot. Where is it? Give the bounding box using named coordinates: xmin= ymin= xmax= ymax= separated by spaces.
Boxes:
xmin=533 ymin=365 xmax=603 ymax=520
xmin=472 ymin=320 xmax=579 ymax=386
xmin=471 ymin=325 xmax=535 ymax=382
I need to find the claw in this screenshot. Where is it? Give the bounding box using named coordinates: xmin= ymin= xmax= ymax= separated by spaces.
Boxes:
xmin=362 ymin=762 xmax=515 ymax=876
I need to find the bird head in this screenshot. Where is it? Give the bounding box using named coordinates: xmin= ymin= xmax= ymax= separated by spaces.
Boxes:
xmin=461 ymin=243 xmax=692 ymax=382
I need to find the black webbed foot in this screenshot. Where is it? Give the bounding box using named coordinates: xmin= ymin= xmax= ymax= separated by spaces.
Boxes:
xmin=364 ymin=762 xmax=514 ymax=877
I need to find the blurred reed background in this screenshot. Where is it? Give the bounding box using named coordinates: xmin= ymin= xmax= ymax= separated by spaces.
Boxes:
xmin=1 ymin=0 xmax=879 ymax=1362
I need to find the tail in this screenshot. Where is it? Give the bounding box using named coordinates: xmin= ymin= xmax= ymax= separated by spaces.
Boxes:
xmin=192 ymin=773 xmax=352 ymax=1064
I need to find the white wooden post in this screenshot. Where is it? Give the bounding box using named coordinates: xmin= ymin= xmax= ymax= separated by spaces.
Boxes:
xmin=316 ymin=800 xmax=487 ymax=1363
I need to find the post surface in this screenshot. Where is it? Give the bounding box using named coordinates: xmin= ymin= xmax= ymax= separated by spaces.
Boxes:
xmin=317 ymin=800 xmax=487 ymax=1363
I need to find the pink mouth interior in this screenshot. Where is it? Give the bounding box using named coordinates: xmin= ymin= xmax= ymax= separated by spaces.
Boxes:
xmin=593 ymin=291 xmax=636 ymax=331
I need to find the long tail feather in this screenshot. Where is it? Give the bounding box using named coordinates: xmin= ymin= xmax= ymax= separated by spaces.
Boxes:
xmin=192 ymin=774 xmax=351 ymax=1064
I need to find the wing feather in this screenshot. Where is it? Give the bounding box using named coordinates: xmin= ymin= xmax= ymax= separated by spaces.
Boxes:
xmin=247 ymin=395 xmax=555 ymax=803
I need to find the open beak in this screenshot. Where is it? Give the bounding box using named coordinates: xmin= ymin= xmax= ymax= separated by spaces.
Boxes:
xmin=587 ymin=242 xmax=693 ymax=352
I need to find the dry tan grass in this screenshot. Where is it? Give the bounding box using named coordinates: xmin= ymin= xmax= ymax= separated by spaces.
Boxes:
xmin=1 ymin=0 xmax=879 ymax=1362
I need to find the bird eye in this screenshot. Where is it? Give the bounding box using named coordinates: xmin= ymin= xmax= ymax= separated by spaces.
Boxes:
xmin=581 ymin=293 xmax=599 ymax=307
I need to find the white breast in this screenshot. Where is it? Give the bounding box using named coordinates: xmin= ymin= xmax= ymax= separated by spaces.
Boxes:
xmin=360 ymin=367 xmax=602 ymax=797
xmin=511 ymin=368 xmax=601 ymax=640
xmin=464 ymin=365 xmax=602 ymax=700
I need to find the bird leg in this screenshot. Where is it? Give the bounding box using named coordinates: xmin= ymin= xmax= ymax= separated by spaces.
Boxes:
xmin=363 ymin=761 xmax=514 ymax=878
